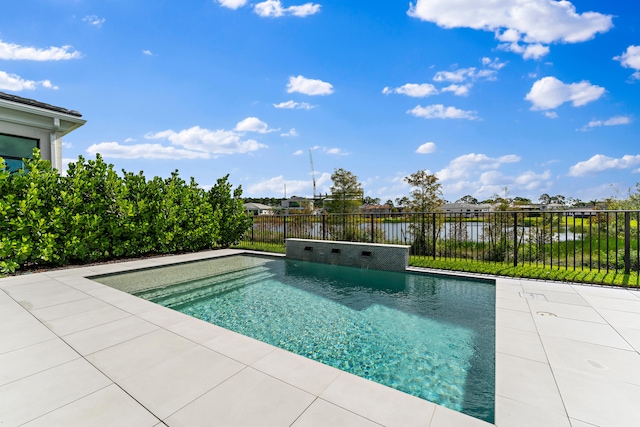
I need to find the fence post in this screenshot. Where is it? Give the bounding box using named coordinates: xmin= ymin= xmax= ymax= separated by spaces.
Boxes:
xmin=251 ymin=217 xmax=254 ymax=243
xmin=625 ymin=211 xmax=631 ymax=274
xmin=322 ymin=214 xmax=327 ymax=240
xmin=513 ymin=212 xmax=518 ymax=267
xmin=431 ymin=213 xmax=437 ymax=259
xmin=370 ymin=214 xmax=375 ymax=243
xmin=283 ymin=215 xmax=287 ymax=243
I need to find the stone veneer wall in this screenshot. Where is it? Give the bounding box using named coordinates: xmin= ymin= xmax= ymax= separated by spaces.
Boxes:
xmin=285 ymin=238 xmax=410 ymax=272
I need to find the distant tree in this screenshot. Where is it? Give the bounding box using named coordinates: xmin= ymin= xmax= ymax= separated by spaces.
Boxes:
xmin=405 ymin=170 xmax=444 ymax=212
xmin=513 ymin=196 xmax=531 ymax=205
xmin=492 ymin=187 xmax=512 ymax=211
xmin=395 ymin=196 xmax=410 ymax=210
xmin=550 ymin=194 xmax=566 ymax=205
xmin=362 ymin=196 xmax=381 ymax=206
xmin=403 ymin=170 xmax=443 ymax=256
xmin=566 ymin=197 xmax=580 ymax=207
xmin=608 ymin=183 xmax=640 ymax=210
xmin=385 ymin=199 xmax=394 ymax=208
xmin=325 ymin=168 xmax=363 ymax=213
xmin=456 ymin=195 xmax=478 ymax=204
xmin=539 ymin=193 xmax=551 ymax=205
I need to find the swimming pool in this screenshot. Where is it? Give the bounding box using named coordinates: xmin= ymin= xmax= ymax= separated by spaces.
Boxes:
xmin=94 ymin=254 xmax=495 ymax=422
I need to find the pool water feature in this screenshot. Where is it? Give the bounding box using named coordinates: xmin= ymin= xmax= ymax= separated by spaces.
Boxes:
xmin=95 ymin=255 xmax=495 ymax=423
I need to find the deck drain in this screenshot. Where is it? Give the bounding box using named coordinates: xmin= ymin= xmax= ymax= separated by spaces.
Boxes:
xmin=537 ymin=311 xmax=557 ymax=317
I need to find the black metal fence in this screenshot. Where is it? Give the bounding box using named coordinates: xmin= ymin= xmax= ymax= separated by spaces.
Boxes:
xmin=242 ymin=211 xmax=640 ymax=274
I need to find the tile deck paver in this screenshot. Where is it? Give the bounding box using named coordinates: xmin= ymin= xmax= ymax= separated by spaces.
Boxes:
xmin=0 ymin=249 xmax=639 ymax=426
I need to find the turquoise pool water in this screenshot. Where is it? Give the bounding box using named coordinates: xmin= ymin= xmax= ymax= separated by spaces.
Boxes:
xmin=97 ymin=255 xmax=495 ymax=422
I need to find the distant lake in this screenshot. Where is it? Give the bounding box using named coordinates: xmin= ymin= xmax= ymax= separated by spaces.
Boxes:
xmin=252 ymin=221 xmax=581 ymax=243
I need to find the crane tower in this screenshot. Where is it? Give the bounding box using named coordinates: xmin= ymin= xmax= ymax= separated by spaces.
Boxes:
xmin=309 ymin=148 xmax=317 ymax=199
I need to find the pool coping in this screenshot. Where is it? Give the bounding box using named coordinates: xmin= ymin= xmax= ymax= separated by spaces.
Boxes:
xmin=1 ymin=249 xmax=639 ymax=426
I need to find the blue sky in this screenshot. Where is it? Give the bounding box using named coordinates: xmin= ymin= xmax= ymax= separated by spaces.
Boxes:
xmin=1 ymin=0 xmax=639 ymax=203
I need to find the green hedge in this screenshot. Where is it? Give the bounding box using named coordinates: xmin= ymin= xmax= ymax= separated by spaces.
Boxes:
xmin=0 ymin=150 xmax=251 ymax=274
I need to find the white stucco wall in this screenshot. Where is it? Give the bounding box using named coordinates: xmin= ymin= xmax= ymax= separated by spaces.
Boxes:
xmin=0 ymin=97 xmax=85 ymax=172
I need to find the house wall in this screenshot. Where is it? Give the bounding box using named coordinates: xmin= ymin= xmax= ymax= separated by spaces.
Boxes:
xmin=0 ymin=98 xmax=85 ymax=172
xmin=0 ymin=119 xmax=54 ymax=164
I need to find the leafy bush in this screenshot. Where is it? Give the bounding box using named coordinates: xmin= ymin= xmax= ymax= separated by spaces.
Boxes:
xmin=0 ymin=150 xmax=250 ymax=274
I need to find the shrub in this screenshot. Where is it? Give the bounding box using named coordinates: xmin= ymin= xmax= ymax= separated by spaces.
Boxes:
xmin=0 ymin=150 xmax=250 ymax=274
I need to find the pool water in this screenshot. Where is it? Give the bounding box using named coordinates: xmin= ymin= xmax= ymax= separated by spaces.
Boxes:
xmin=97 ymin=255 xmax=495 ymax=422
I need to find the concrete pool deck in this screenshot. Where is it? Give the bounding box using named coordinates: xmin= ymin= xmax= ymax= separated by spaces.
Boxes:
xmin=0 ymin=249 xmax=639 ymax=426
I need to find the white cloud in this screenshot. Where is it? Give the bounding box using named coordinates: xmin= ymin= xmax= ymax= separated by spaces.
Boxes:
xmin=87 ymin=142 xmax=210 ymax=159
xmin=247 ymin=172 xmax=331 ymax=196
xmin=428 ymin=58 xmax=502 ymax=96
xmin=435 ymin=154 xmax=550 ymax=199
xmin=82 ymin=15 xmax=106 ymax=28
xmin=478 ymin=170 xmax=504 ymax=186
xmin=287 ymin=3 xmax=322 ymax=17
xmin=433 ymin=67 xmax=496 ymax=83
xmin=0 ymin=40 xmax=81 ymax=61
xmin=614 ymin=45 xmax=640 ymax=80
xmin=293 ymin=150 xmax=304 ymax=155
xmin=499 ymin=42 xmax=550 ymax=60
xmin=41 ymin=80 xmax=59 ymax=90
xmin=382 ymin=83 xmax=438 ymax=98
xmin=287 ymin=75 xmax=334 ymax=96
xmin=124 ymin=138 xmax=136 ymax=143
xmin=437 ymin=153 xmax=521 ymax=182
xmin=309 ymin=145 xmax=349 ymax=156
xmin=143 ymin=50 xmax=153 ymax=56
xmin=514 ymin=170 xmax=552 ymax=190
xmin=441 ymin=84 xmax=469 ymax=96
xmin=525 ymin=76 xmax=605 ymax=110
xmin=216 ymin=0 xmax=248 ymax=9
xmin=281 ymin=128 xmax=298 ymax=137
xmin=408 ymin=0 xmax=612 ymax=59
xmin=416 ymin=142 xmax=436 ymax=154
xmin=254 ymin=1 xmax=321 ymax=18
xmin=482 ymin=57 xmax=507 ymax=70
xmin=234 ymin=117 xmax=277 ymax=133
xmin=325 ymin=147 xmax=348 ymax=156
xmin=273 ymin=100 xmax=315 ymax=109
xmin=601 ymin=116 xmax=631 ymax=126
xmin=579 ymin=116 xmax=632 ymax=131
xmin=466 ymin=169 xmax=551 ymax=195
xmin=62 ymin=142 xmax=73 ymax=148
xmin=409 ymin=104 xmax=478 ymax=120
xmin=145 ymin=126 xmax=267 ymax=156
xmin=569 ymin=154 xmax=640 ymax=176
xmin=544 ymin=111 xmax=558 ymax=119
xmin=0 ymin=71 xmax=57 ymax=91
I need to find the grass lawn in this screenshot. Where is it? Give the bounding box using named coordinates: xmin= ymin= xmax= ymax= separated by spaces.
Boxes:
xmin=233 ymin=241 xmax=640 ymax=287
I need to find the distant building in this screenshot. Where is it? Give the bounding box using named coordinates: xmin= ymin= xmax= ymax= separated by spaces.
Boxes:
xmin=537 ymin=203 xmax=565 ymax=211
xmin=565 ymin=207 xmax=596 ymax=218
xmin=360 ymin=204 xmax=392 ymax=216
xmin=0 ymin=91 xmax=85 ymax=173
xmin=281 ymin=196 xmax=314 ymax=213
xmin=243 ymin=202 xmax=274 ymax=216
xmin=439 ymin=203 xmax=493 ymax=216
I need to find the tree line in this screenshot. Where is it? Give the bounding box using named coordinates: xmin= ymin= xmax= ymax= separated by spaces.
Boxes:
xmin=250 ymin=168 xmax=640 ymax=213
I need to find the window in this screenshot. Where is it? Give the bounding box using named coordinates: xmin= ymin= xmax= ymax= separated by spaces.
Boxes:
xmin=0 ymin=134 xmax=38 ymax=173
